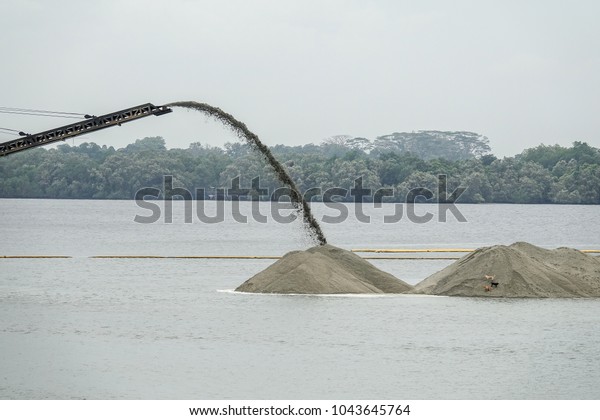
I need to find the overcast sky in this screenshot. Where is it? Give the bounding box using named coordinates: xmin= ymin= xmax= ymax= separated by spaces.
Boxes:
xmin=1 ymin=0 xmax=599 ymax=157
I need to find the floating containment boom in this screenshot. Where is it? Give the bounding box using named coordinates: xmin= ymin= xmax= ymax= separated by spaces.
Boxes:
xmin=0 ymin=103 xmax=172 ymax=157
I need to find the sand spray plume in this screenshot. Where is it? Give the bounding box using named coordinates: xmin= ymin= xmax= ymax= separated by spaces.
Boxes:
xmin=166 ymin=101 xmax=327 ymax=246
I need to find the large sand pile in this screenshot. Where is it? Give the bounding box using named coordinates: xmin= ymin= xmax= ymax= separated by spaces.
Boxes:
xmin=414 ymin=242 xmax=600 ymax=298
xmin=236 ymin=245 xmax=413 ymax=294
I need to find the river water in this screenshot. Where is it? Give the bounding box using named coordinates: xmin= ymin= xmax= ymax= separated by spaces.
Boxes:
xmin=1 ymin=199 xmax=599 ymax=399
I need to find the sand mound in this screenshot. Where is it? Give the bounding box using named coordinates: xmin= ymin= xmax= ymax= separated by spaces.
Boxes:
xmin=414 ymin=242 xmax=600 ymax=298
xmin=236 ymin=245 xmax=413 ymax=294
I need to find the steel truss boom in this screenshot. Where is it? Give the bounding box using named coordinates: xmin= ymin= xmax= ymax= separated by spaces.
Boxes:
xmin=0 ymin=103 xmax=172 ymax=157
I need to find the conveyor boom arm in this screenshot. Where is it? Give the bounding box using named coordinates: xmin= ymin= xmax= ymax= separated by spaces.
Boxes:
xmin=0 ymin=103 xmax=172 ymax=157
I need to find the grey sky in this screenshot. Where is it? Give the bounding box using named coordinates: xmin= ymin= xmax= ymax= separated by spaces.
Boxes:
xmin=1 ymin=0 xmax=599 ymax=157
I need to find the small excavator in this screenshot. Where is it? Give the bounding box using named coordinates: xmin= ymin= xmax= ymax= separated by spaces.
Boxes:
xmin=0 ymin=103 xmax=172 ymax=157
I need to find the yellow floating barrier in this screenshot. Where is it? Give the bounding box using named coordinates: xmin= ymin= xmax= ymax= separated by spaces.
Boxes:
xmin=89 ymin=255 xmax=281 ymax=259
xmin=352 ymin=248 xmax=475 ymax=253
xmin=366 ymin=256 xmax=459 ymax=260
xmin=1 ymin=255 xmax=71 ymax=259
xmin=90 ymin=255 xmax=166 ymax=259
xmin=352 ymin=248 xmax=600 ymax=254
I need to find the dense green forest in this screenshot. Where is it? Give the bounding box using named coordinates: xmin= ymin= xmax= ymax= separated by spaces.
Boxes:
xmin=1 ymin=130 xmax=599 ymax=204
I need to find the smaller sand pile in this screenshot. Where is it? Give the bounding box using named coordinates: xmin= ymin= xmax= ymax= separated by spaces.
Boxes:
xmin=414 ymin=242 xmax=600 ymax=298
xmin=236 ymin=245 xmax=413 ymax=294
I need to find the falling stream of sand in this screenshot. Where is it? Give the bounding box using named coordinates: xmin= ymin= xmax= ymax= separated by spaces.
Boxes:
xmin=167 ymin=101 xmax=327 ymax=245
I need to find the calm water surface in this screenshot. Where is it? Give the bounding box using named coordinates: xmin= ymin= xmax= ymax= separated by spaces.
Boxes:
xmin=1 ymin=199 xmax=599 ymax=399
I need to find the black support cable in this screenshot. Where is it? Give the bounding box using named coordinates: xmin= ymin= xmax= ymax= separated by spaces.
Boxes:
xmin=0 ymin=127 xmax=21 ymax=133
xmin=0 ymin=110 xmax=84 ymax=119
xmin=0 ymin=106 xmax=87 ymax=117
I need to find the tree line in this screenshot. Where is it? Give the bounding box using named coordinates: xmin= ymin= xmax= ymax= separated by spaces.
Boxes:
xmin=0 ymin=131 xmax=599 ymax=204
